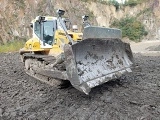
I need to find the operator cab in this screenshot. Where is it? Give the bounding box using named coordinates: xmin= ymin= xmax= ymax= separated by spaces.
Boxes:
xmin=32 ymin=16 xmax=57 ymax=48
xmin=31 ymin=16 xmax=69 ymax=49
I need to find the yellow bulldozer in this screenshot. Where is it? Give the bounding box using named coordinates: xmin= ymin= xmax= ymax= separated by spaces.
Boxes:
xmin=19 ymin=9 xmax=134 ymax=94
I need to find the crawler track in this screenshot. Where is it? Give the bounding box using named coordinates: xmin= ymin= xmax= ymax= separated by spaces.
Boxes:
xmin=22 ymin=53 xmax=69 ymax=87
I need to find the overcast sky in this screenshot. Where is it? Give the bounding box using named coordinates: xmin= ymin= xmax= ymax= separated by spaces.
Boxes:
xmin=116 ymin=0 xmax=125 ymax=3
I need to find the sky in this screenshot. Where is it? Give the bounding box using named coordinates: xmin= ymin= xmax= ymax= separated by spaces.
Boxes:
xmin=116 ymin=0 xmax=126 ymax=3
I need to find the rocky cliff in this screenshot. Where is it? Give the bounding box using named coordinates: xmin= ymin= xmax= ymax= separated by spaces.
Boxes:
xmin=0 ymin=0 xmax=160 ymax=44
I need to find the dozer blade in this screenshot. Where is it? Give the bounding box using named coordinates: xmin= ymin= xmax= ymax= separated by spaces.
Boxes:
xmin=64 ymin=27 xmax=134 ymax=95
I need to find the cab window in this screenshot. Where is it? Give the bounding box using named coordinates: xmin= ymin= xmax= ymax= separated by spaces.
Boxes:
xmin=34 ymin=22 xmax=40 ymax=38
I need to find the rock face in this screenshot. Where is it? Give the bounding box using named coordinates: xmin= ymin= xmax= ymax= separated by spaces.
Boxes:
xmin=88 ymin=0 xmax=160 ymax=40
xmin=0 ymin=0 xmax=160 ymax=43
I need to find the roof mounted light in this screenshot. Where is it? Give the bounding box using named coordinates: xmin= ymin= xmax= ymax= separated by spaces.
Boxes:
xmin=82 ymin=15 xmax=89 ymax=22
xmin=35 ymin=16 xmax=46 ymax=22
xmin=57 ymin=9 xmax=65 ymax=17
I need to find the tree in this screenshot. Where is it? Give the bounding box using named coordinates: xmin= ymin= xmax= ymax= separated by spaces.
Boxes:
xmin=110 ymin=17 xmax=148 ymax=41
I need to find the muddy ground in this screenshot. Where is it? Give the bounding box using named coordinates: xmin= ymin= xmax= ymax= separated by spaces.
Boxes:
xmin=0 ymin=52 xmax=160 ymax=120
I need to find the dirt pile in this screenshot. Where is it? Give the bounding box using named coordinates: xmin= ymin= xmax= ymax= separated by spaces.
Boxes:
xmin=0 ymin=52 xmax=160 ymax=120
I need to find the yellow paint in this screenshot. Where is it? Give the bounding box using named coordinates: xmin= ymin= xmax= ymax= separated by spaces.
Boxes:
xmin=24 ymin=38 xmax=41 ymax=51
xmin=21 ymin=16 xmax=83 ymax=57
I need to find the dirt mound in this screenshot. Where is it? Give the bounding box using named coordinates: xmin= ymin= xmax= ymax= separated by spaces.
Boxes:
xmin=0 ymin=53 xmax=160 ymax=120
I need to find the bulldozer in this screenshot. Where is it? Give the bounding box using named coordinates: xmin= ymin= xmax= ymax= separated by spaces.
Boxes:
xmin=19 ymin=9 xmax=134 ymax=95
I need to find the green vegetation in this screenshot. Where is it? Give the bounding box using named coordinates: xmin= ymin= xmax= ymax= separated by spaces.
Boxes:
xmin=81 ymin=0 xmax=148 ymax=8
xmin=136 ymin=8 xmax=152 ymax=18
xmin=110 ymin=17 xmax=148 ymax=42
xmin=81 ymin=0 xmax=120 ymax=10
xmin=124 ymin=0 xmax=148 ymax=7
xmin=0 ymin=40 xmax=25 ymax=53
xmin=80 ymin=0 xmax=150 ymax=12
xmin=107 ymin=0 xmax=120 ymax=11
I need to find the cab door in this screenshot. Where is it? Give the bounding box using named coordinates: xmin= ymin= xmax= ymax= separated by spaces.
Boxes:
xmin=34 ymin=20 xmax=57 ymax=49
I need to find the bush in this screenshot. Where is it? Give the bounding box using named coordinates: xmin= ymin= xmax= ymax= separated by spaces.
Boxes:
xmin=125 ymin=0 xmax=138 ymax=7
xmin=110 ymin=17 xmax=148 ymax=42
xmin=81 ymin=0 xmax=120 ymax=10
xmin=108 ymin=0 xmax=120 ymax=11
xmin=124 ymin=0 xmax=148 ymax=7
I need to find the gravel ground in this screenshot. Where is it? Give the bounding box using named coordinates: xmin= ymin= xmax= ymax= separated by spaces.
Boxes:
xmin=0 ymin=52 xmax=160 ymax=120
